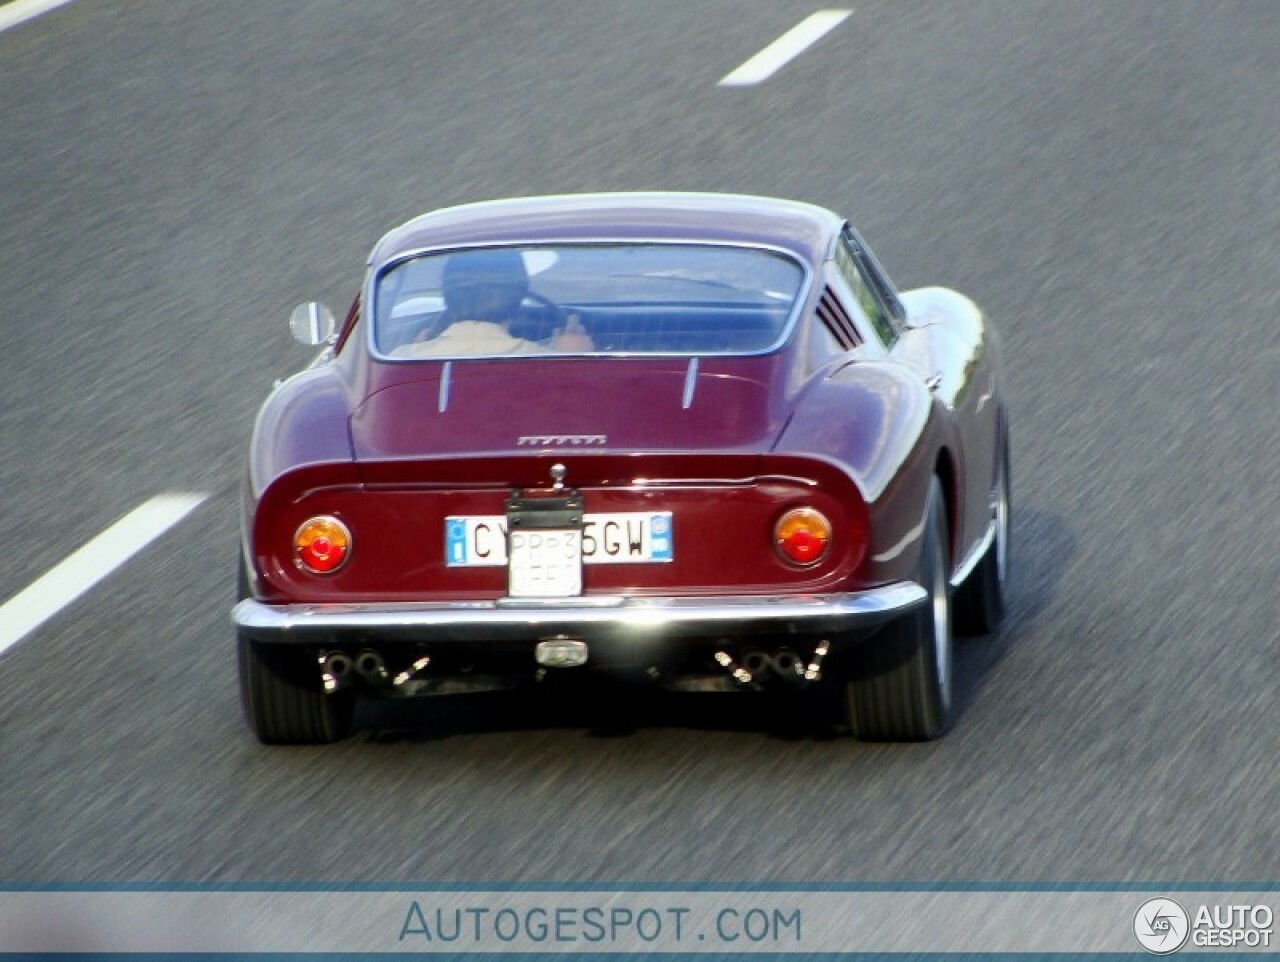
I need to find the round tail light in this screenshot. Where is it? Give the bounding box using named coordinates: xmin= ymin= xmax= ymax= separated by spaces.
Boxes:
xmin=294 ymin=516 xmax=351 ymax=573
xmin=774 ymin=508 xmax=831 ymax=566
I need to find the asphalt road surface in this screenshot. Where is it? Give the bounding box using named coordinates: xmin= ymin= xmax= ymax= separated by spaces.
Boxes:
xmin=0 ymin=1 xmax=1276 ymax=884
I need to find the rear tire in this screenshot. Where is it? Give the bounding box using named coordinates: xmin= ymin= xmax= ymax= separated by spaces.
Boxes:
xmin=954 ymin=428 xmax=1010 ymax=635
xmin=235 ymin=556 xmax=354 ymax=745
xmin=844 ymin=477 xmax=953 ymax=741
xmin=238 ymin=638 xmax=356 ymax=745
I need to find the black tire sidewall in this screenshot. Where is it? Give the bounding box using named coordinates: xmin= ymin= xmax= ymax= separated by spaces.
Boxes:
xmin=844 ymin=477 xmax=953 ymax=740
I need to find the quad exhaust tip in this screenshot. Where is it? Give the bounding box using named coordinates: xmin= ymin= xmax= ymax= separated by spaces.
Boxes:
xmin=320 ymin=651 xmax=353 ymax=693
xmin=355 ymin=649 xmax=388 ymax=683
xmin=715 ymin=643 xmax=830 ymax=687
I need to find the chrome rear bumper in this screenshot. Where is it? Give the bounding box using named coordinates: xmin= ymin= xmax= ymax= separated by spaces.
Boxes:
xmin=232 ymin=582 xmax=925 ymax=644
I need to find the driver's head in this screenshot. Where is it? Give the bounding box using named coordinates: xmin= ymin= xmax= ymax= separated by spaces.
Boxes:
xmin=442 ymin=249 xmax=529 ymax=323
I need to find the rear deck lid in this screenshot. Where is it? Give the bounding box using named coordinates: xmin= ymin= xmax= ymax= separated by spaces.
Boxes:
xmin=349 ymin=357 xmax=789 ymax=459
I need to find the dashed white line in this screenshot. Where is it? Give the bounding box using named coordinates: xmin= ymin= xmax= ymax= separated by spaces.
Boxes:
xmin=0 ymin=0 xmax=78 ymax=34
xmin=718 ymin=9 xmax=853 ymax=87
xmin=0 ymin=493 xmax=208 ymax=656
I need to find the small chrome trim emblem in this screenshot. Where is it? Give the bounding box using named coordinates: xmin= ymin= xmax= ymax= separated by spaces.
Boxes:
xmin=437 ymin=361 xmax=452 ymax=413
xmin=682 ymin=356 xmax=699 ymax=409
xmin=516 ymin=434 xmax=608 ymax=447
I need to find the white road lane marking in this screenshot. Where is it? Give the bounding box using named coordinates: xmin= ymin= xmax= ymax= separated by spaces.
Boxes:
xmin=0 ymin=0 xmax=78 ymax=34
xmin=718 ymin=9 xmax=853 ymax=87
xmin=0 ymin=493 xmax=208 ymax=656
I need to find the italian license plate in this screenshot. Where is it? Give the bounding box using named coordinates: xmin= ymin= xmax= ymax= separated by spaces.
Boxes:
xmin=445 ymin=513 xmax=674 ymax=567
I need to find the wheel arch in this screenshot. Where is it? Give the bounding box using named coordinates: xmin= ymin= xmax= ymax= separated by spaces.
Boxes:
xmin=934 ymin=445 xmax=959 ymax=570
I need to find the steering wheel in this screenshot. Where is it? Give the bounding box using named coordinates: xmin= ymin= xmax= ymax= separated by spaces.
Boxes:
xmin=510 ymin=291 xmax=570 ymax=342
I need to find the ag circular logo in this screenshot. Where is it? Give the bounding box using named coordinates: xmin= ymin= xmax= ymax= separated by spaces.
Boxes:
xmin=1134 ymin=897 xmax=1190 ymax=954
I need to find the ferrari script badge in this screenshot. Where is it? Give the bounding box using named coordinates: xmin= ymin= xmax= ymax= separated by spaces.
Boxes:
xmin=516 ymin=435 xmax=607 ymax=447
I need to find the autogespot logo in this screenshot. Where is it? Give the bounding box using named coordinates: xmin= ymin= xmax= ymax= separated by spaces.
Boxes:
xmin=1134 ymin=897 xmax=1190 ymax=954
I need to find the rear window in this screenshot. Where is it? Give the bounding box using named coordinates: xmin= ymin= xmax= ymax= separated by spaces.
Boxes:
xmin=372 ymin=243 xmax=806 ymax=358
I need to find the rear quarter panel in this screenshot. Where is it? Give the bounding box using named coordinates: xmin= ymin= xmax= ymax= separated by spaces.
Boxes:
xmin=241 ymin=358 xmax=359 ymax=597
xmin=774 ymin=359 xmax=946 ymax=585
xmin=896 ymin=287 xmax=1003 ymax=572
xmin=247 ymin=366 xmax=355 ymax=498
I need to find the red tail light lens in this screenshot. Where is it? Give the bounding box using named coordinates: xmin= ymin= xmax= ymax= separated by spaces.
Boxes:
xmin=294 ymin=516 xmax=351 ymax=573
xmin=774 ymin=508 xmax=832 ymax=566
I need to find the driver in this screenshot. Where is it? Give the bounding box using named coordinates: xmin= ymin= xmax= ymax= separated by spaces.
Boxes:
xmin=392 ymin=249 xmax=591 ymax=356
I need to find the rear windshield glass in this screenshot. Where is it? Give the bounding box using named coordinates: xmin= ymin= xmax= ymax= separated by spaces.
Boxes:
xmin=373 ymin=244 xmax=806 ymax=358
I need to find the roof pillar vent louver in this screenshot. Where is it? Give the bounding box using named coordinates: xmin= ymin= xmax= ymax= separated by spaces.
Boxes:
xmin=816 ymin=287 xmax=862 ymax=350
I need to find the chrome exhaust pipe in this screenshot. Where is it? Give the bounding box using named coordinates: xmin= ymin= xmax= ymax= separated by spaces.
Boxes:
xmin=320 ymin=651 xmax=353 ymax=693
xmin=355 ymin=649 xmax=388 ymax=684
xmin=741 ymin=650 xmax=771 ymax=681
xmin=715 ymin=648 xmax=824 ymax=688
xmin=772 ymin=649 xmax=803 ymax=679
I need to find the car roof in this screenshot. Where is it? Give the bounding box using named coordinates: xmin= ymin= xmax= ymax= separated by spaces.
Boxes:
xmin=368 ymin=192 xmax=843 ymax=268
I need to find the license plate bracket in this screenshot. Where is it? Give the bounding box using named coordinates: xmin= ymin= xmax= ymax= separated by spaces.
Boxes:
xmin=505 ymin=489 xmax=585 ymax=598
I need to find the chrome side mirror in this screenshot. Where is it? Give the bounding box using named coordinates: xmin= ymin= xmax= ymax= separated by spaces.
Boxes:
xmin=289 ymin=302 xmax=336 ymax=346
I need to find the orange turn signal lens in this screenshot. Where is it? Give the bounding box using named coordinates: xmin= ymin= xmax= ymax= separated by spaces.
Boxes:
xmin=774 ymin=508 xmax=832 ymax=566
xmin=294 ymin=516 xmax=351 ymax=573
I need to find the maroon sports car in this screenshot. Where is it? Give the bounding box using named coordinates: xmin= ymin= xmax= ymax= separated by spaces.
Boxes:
xmin=234 ymin=193 xmax=1009 ymax=744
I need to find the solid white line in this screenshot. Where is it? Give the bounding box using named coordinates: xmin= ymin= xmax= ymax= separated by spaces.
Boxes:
xmin=0 ymin=493 xmax=208 ymax=656
xmin=0 ymin=0 xmax=78 ymax=34
xmin=718 ymin=9 xmax=853 ymax=87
